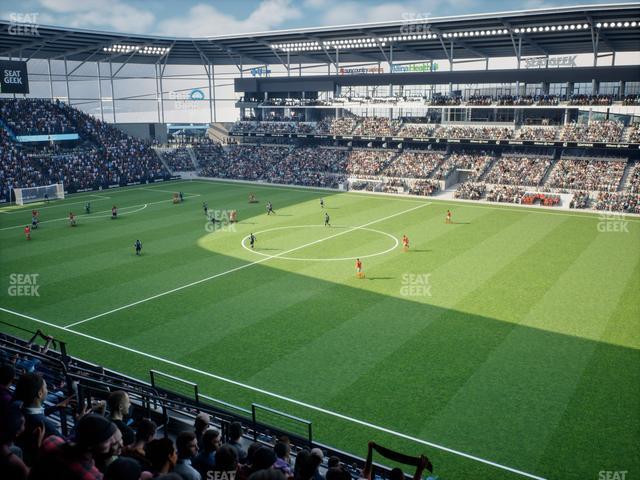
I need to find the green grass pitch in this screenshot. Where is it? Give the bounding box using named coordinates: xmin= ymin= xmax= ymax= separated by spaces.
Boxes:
xmin=0 ymin=179 xmax=638 ymax=480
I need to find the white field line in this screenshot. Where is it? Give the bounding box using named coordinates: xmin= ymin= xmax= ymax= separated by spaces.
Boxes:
xmin=0 ymin=306 xmax=546 ymax=480
xmin=0 ymin=204 xmax=148 ymax=231
xmin=189 ymin=179 xmax=427 ymax=204
xmin=0 ymin=195 xmax=199 ymax=232
xmin=191 ymin=178 xmax=640 ymax=222
xmin=64 ymin=202 xmax=430 ymax=329
xmin=0 ymin=180 xmax=187 ymax=214
xmin=140 ymin=187 xmax=201 ymax=196
xmin=0 ymin=194 xmax=113 ymax=215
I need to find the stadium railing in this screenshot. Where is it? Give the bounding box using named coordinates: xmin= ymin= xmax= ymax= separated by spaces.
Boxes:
xmin=0 ymin=321 xmax=409 ymax=480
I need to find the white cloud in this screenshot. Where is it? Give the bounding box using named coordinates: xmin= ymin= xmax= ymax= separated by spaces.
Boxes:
xmin=318 ymin=0 xmax=446 ymax=26
xmin=33 ymin=0 xmax=155 ymax=32
xmin=156 ymin=0 xmax=303 ymax=37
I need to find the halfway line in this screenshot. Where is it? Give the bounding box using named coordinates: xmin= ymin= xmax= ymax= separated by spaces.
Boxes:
xmin=64 ymin=202 xmax=429 ymax=328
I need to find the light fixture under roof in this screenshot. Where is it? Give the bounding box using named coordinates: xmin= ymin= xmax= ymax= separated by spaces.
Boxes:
xmin=103 ymin=44 xmax=170 ymax=55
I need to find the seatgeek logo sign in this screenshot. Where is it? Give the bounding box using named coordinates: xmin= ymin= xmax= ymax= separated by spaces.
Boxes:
xmin=0 ymin=60 xmax=29 ymax=94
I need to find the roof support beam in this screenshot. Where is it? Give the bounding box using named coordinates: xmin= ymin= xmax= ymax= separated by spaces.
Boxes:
xmin=0 ymin=31 xmax=69 ymax=57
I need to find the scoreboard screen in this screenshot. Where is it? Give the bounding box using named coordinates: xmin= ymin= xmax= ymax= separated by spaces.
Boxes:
xmin=0 ymin=60 xmax=29 ymax=94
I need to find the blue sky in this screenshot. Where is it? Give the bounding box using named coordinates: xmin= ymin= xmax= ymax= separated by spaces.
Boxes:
xmin=0 ymin=0 xmax=626 ymax=36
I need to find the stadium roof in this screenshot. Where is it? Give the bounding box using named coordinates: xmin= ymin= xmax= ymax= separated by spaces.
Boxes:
xmin=0 ymin=3 xmax=639 ymax=66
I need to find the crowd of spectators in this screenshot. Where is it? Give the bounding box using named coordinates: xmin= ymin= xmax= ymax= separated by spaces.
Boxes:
xmin=429 ymin=96 xmax=461 ymax=106
xmin=568 ymin=94 xmax=613 ymax=106
xmin=591 ymin=191 xmax=640 ymax=213
xmin=230 ymin=122 xmax=315 ymax=135
xmin=318 ymin=118 xmax=358 ymax=135
xmin=227 ymin=118 xmax=637 ymax=145
xmin=382 ymin=151 xmax=444 ymax=178
xmin=198 ymin=145 xmax=349 ymax=188
xmin=381 ymin=178 xmax=406 ymax=193
xmin=628 ymin=123 xmax=640 ymax=143
xmin=545 ymin=158 xmax=626 ymax=192
xmin=0 ymin=360 xmax=352 ymax=480
xmin=431 ymin=152 xmax=493 ymax=181
xmin=483 ymin=155 xmax=552 ymax=186
xmin=396 ymin=123 xmax=436 ymax=138
xmin=569 ymin=191 xmax=590 ymax=209
xmin=559 ymin=121 xmax=625 ymax=143
xmin=497 ymin=95 xmax=535 ymax=106
xmin=514 ymin=126 xmax=558 ymax=141
xmin=622 ymin=95 xmax=640 ymax=106
xmin=434 ymin=126 xmax=514 ymax=140
xmin=466 ymin=96 xmax=493 ymax=106
xmin=159 ymin=147 xmax=195 ymax=172
xmin=346 ymin=150 xmax=395 ymax=176
xmin=0 ymin=99 xmax=74 ymax=136
xmin=0 ymin=99 xmax=169 ymax=198
xmin=625 ymin=162 xmax=640 ymax=193
xmin=353 ymin=117 xmax=401 ymax=136
xmin=454 ymin=182 xmax=486 ymax=200
xmin=485 ymin=185 xmax=526 ymax=203
xmin=408 ymin=179 xmax=440 ymax=196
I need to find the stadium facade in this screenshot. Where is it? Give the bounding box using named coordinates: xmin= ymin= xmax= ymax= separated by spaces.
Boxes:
xmin=0 ymin=3 xmax=638 ymax=128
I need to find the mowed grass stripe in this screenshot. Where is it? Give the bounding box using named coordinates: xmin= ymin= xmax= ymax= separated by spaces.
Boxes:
xmin=418 ymin=232 xmax=640 ymax=477
xmin=326 ymin=212 xmax=598 ymax=434
xmin=535 ymin=262 xmax=640 ymax=478
xmin=239 ymin=212 xmax=565 ymax=404
xmin=75 ymin=195 xmax=430 ymax=342
xmin=0 ymin=308 xmax=520 ymax=480
xmin=67 ymin=195 xmax=425 ymax=324
xmin=1 ymin=185 xmax=338 ymax=323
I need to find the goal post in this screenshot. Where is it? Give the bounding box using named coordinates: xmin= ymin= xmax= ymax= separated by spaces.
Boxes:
xmin=12 ymin=183 xmax=64 ymax=206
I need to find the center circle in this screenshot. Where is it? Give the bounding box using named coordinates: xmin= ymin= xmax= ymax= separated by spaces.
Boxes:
xmin=241 ymin=225 xmax=399 ymax=262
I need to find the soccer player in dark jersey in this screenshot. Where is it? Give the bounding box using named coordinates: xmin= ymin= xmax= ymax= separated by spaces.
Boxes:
xmin=266 ymin=202 xmax=274 ymax=215
xmin=44 ymin=193 xmax=49 ymax=204
xmin=249 ymin=233 xmax=256 ymax=249
xmin=320 ymin=198 xmax=324 ymax=208
xmin=85 ymin=202 xmax=91 ymax=214
xmin=203 ymin=202 xmax=208 ymax=216
xmin=324 ymin=212 xmax=330 ymax=227
xmin=134 ymin=239 xmax=142 ymax=256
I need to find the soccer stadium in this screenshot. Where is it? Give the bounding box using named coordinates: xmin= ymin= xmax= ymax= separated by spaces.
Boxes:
xmin=0 ymin=1 xmax=639 ymax=479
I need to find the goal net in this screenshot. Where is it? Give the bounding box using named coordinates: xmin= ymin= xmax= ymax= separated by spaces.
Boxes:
xmin=13 ymin=183 xmax=65 ymax=206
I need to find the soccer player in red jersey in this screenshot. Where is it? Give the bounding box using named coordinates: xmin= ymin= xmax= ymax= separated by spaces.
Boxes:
xmin=355 ymin=258 xmax=364 ymax=278
xmin=402 ymin=235 xmax=409 ymax=252
xmin=445 ymin=209 xmax=452 ymax=224
xmin=24 ymin=225 xmax=31 ymax=240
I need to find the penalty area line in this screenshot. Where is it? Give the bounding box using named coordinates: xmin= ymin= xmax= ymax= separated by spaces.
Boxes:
xmin=0 ymin=306 xmax=546 ymax=480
